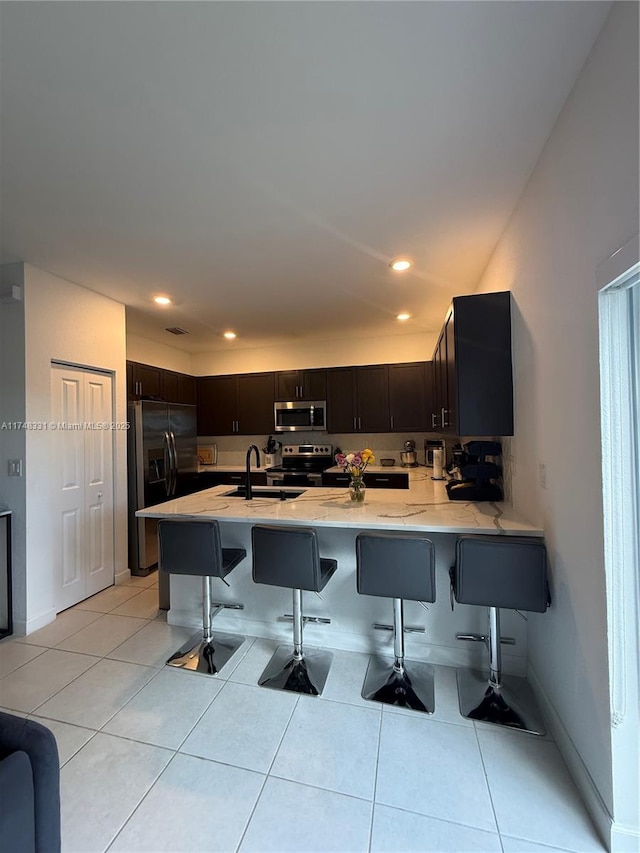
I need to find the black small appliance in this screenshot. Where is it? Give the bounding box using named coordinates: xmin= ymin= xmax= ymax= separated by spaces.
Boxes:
xmin=446 ymin=441 xmax=503 ymax=502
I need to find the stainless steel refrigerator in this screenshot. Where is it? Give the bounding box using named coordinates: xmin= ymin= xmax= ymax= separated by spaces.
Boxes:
xmin=127 ymin=401 xmax=198 ymax=585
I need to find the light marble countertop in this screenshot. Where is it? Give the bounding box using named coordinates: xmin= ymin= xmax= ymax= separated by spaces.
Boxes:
xmin=138 ymin=468 xmax=542 ymax=536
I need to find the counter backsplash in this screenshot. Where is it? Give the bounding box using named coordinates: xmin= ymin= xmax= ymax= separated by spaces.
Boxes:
xmin=197 ymin=431 xmax=447 ymax=468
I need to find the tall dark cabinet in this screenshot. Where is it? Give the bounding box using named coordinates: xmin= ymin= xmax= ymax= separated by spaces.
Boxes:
xmin=430 ymin=291 xmax=513 ymax=436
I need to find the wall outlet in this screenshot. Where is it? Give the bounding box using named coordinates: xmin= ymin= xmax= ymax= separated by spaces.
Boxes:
xmin=8 ymin=459 xmax=23 ymax=477
xmin=538 ymin=461 xmax=547 ymax=489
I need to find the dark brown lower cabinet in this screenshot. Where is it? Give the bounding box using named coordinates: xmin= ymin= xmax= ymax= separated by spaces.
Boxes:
xmin=322 ymin=471 xmax=408 ymax=489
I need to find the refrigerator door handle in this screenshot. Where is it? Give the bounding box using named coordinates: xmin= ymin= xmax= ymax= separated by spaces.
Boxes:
xmin=169 ymin=431 xmax=178 ymax=495
xmin=163 ymin=432 xmax=172 ymax=496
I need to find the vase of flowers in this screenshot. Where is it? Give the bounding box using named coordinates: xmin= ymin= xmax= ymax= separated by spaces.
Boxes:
xmin=335 ymin=449 xmax=375 ymax=502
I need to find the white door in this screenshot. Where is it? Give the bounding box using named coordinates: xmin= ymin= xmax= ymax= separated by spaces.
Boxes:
xmin=51 ymin=364 xmax=115 ymax=610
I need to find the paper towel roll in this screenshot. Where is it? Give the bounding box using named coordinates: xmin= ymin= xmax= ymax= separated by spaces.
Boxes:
xmin=432 ymin=447 xmax=444 ymax=480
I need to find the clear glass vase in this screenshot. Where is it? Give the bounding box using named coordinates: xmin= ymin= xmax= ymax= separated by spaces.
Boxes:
xmin=349 ymin=475 xmax=366 ymax=502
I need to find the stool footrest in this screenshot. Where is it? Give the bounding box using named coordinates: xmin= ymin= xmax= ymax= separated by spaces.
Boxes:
xmin=373 ymin=622 xmax=425 ymax=634
xmin=280 ymin=614 xmax=331 ymax=625
xmin=456 ymin=632 xmax=515 ymax=645
xmin=211 ymin=601 xmax=244 ymax=611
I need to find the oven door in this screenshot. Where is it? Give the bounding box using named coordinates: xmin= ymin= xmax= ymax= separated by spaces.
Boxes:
xmin=266 ymin=470 xmax=319 ymax=487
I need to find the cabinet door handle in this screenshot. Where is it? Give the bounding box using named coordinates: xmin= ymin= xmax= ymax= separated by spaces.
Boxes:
xmin=358 ymin=417 xmax=362 ymax=430
xmin=431 ymin=413 xmax=437 ymax=428
xmin=353 ymin=417 xmax=357 ymax=430
xmin=441 ymin=407 xmax=448 ymax=428
xmin=390 ymin=415 xmax=394 ymax=429
xmin=376 ymin=478 xmax=390 ymax=482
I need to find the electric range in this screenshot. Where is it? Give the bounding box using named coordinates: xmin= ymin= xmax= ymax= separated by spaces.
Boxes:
xmin=265 ymin=443 xmax=333 ymax=487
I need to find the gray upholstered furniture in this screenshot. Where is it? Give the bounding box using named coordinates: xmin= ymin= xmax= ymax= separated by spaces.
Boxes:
xmin=158 ymin=519 xmax=246 ymax=674
xmin=450 ymin=534 xmax=550 ymax=734
xmin=0 ymin=711 xmax=61 ymax=853
xmin=356 ymin=531 xmax=436 ymax=713
xmin=251 ymin=524 xmax=337 ymax=695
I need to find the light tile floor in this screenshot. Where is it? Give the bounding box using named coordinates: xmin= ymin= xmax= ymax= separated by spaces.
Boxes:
xmin=0 ymin=577 xmax=605 ymax=853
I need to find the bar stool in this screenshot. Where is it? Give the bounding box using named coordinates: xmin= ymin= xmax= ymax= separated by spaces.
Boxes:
xmin=356 ymin=531 xmax=436 ymax=713
xmin=251 ymin=524 xmax=337 ymax=696
xmin=450 ymin=534 xmax=550 ymax=734
xmin=157 ymin=519 xmax=246 ymax=675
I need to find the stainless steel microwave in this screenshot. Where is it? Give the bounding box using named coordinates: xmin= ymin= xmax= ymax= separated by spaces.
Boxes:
xmin=274 ymin=400 xmax=327 ymax=432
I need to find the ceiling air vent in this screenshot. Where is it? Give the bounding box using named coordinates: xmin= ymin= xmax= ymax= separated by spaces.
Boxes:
xmin=165 ymin=327 xmax=189 ymax=336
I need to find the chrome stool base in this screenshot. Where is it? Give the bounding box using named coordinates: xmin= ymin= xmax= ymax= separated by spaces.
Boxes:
xmin=457 ymin=669 xmax=546 ymax=735
xmin=258 ymin=645 xmax=333 ymax=696
xmin=362 ymin=656 xmax=434 ymax=713
xmin=166 ymin=631 xmax=245 ymax=675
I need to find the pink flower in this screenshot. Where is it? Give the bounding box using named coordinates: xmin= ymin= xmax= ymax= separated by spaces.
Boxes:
xmin=335 ymin=453 xmax=346 ymax=467
xmin=352 ymin=454 xmax=362 ymax=467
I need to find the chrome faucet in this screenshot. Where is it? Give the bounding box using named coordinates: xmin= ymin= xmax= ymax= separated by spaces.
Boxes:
xmin=245 ymin=445 xmax=261 ymax=500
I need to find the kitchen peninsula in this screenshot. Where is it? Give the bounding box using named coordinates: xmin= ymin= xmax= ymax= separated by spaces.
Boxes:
xmin=137 ymin=471 xmax=542 ymax=676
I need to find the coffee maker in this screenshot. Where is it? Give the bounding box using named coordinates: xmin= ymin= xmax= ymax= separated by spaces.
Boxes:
xmin=446 ymin=441 xmax=503 ymax=501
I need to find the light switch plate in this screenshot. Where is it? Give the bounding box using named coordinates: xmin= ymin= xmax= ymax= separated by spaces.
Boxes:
xmin=8 ymin=459 xmax=23 ymax=476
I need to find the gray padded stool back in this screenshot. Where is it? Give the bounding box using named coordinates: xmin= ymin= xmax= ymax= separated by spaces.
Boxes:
xmin=252 ymin=525 xmax=325 ymax=592
xmin=453 ymin=535 xmax=548 ymax=612
xmin=158 ymin=519 xmax=224 ymax=577
xmin=356 ymin=532 xmax=435 ymax=602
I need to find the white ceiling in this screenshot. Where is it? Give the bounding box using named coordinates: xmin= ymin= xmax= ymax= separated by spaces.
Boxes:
xmin=0 ymin=1 xmax=610 ymax=353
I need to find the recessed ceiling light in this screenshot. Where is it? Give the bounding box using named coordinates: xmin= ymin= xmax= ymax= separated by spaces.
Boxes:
xmin=154 ymin=296 xmax=172 ymax=305
xmin=390 ymin=258 xmax=412 ymax=272
xmin=223 ymin=331 xmax=237 ymax=340
xmin=397 ymin=313 xmax=411 ymax=321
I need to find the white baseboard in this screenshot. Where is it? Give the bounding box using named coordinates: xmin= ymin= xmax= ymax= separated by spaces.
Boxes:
xmin=15 ymin=607 xmax=57 ymax=637
xmin=115 ymin=567 xmax=132 ymax=585
xmin=610 ymin=824 xmax=640 ymax=852
xmin=529 ymin=664 xmax=613 ymax=851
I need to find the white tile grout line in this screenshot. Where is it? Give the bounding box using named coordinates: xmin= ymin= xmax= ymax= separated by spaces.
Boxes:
xmin=368 ymin=700 xmax=385 ymax=852
xmin=98 ymin=740 xmax=176 ymax=853
xmin=234 ymin=688 xmax=301 ymax=852
xmin=473 ymin=720 xmax=505 ymax=853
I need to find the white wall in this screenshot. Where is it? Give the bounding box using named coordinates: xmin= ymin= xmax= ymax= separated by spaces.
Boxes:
xmin=191 ymin=330 xmax=432 ymax=376
xmin=22 ymin=265 xmax=128 ymax=632
xmin=0 ymin=264 xmax=27 ymax=628
xmin=475 ymin=2 xmax=639 ymax=840
xmin=126 ymin=333 xmax=194 ymax=373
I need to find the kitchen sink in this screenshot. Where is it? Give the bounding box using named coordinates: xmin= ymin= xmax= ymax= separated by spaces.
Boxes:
xmin=223 ymin=487 xmax=306 ymax=500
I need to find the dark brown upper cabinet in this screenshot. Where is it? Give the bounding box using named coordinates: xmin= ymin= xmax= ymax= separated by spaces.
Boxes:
xmin=388 ymin=362 xmax=430 ymax=432
xmin=163 ymin=370 xmax=197 ymax=405
xmin=127 ymin=361 xmax=196 ymax=404
xmin=197 ymin=372 xmax=275 ymax=435
xmin=127 ymin=361 xmax=163 ymax=399
xmin=326 ymin=365 xmax=390 ymax=433
xmin=275 ymin=369 xmax=327 ymax=401
xmin=430 ymin=291 xmax=513 ymax=436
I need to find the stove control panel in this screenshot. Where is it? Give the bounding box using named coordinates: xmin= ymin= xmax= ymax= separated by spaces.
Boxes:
xmin=282 ymin=444 xmax=333 ymax=456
